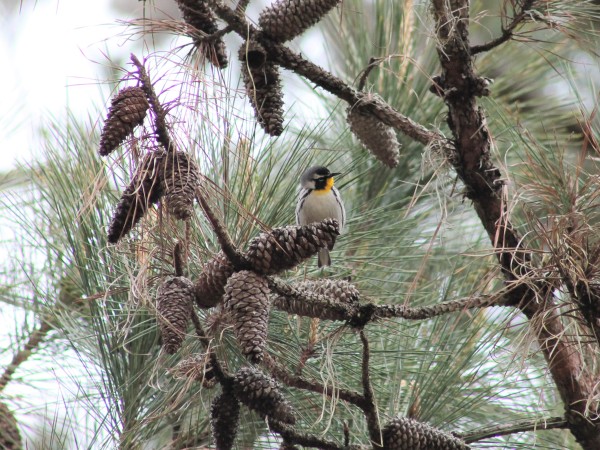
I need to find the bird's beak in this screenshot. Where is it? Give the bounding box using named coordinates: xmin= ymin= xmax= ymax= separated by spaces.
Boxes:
xmin=329 ymin=172 xmax=341 ymax=178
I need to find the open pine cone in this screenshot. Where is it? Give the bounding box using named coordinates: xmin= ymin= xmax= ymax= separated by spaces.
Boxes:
xmin=259 ymin=0 xmax=341 ymax=43
xmin=239 ymin=39 xmax=284 ymax=136
xmin=347 ymin=102 xmax=401 ymax=168
xmin=272 ymin=278 xmax=360 ymax=321
xmin=382 ymin=417 xmax=470 ymax=450
xmin=176 ymin=0 xmax=228 ymax=67
xmin=245 ymin=219 xmax=340 ymax=275
xmin=162 ymin=151 xmax=200 ymax=221
xmin=194 ymin=252 xmax=235 ymax=308
xmin=224 ymin=270 xmax=271 ymax=363
xmin=107 ymin=151 xmax=165 ymax=244
xmin=99 ymin=86 xmax=149 ymax=156
xmin=211 ymin=387 xmax=240 ymax=450
xmin=156 ymin=276 xmax=194 ymax=354
xmin=233 ymin=366 xmax=296 ymax=425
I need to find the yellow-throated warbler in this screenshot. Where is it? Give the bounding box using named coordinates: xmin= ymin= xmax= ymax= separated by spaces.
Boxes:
xmin=295 ymin=166 xmax=346 ymax=267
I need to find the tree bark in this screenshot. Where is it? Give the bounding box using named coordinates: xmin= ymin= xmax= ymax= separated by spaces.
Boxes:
xmin=430 ymin=0 xmax=600 ymax=448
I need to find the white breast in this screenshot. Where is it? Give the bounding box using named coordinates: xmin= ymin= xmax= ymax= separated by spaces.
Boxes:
xmin=296 ymin=187 xmax=345 ymax=231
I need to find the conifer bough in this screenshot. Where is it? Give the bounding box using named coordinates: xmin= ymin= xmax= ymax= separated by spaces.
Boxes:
xmin=156 ymin=276 xmax=194 ymax=354
xmin=258 ymin=0 xmax=341 ymax=43
xmin=382 ymin=417 xmax=470 ymax=450
xmin=99 ymin=86 xmax=149 ymax=156
xmin=239 ymin=40 xmax=285 ymax=136
xmin=224 ymin=270 xmax=271 ymax=363
xmin=245 ymin=219 xmax=340 ymax=275
xmin=107 ymin=151 xmax=165 ymax=244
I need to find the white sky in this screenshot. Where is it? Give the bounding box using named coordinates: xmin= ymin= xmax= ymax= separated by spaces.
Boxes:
xmin=0 ymin=0 xmax=181 ymax=172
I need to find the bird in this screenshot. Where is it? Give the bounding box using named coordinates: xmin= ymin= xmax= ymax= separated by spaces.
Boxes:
xmin=296 ymin=166 xmax=346 ymax=267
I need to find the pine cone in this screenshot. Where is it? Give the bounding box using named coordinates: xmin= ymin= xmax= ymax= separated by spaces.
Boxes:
xmin=210 ymin=387 xmax=240 ymax=450
xmin=233 ymin=366 xmax=295 ymax=425
xmin=170 ymin=353 xmax=216 ymax=388
xmin=99 ymin=86 xmax=149 ymax=156
xmin=176 ymin=0 xmax=228 ymax=68
xmin=347 ymin=103 xmax=401 ymax=168
xmin=239 ymin=40 xmax=284 ymax=136
xmin=224 ymin=271 xmax=271 ymax=363
xmin=259 ymin=0 xmax=341 ymax=43
xmin=382 ymin=417 xmax=470 ymax=450
xmin=0 ymin=402 xmax=22 ymax=450
xmin=162 ymin=151 xmax=200 ymax=220
xmin=245 ymin=219 xmax=340 ymax=275
xmin=156 ymin=276 xmax=194 ymax=354
xmin=107 ymin=151 xmax=165 ymax=243
xmin=194 ymin=252 xmax=235 ymax=308
xmin=272 ymin=278 xmax=359 ymax=321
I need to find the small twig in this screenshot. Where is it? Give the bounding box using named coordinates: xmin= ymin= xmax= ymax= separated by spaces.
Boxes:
xmin=195 ymin=186 xmax=250 ymax=270
xmin=263 ymin=354 xmax=366 ymax=407
xmin=268 ymin=418 xmax=344 ymax=450
xmin=203 ymin=25 xmax=233 ymax=42
xmin=189 ymin=309 xmax=231 ymax=385
xmin=234 ymin=0 xmax=251 ymax=15
xmin=130 ymin=53 xmax=176 ymax=154
xmin=471 ymin=0 xmax=537 ymax=54
xmin=357 ymin=57 xmax=382 ymax=91
xmin=359 ymin=331 xmax=381 ymax=447
xmin=173 ymin=242 xmax=184 ymax=277
xmin=0 ymin=319 xmax=52 ymax=392
xmin=458 ymin=416 xmax=568 ymax=444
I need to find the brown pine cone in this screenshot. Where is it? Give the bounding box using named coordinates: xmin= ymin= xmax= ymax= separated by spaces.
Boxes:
xmin=176 ymin=0 xmax=228 ymax=68
xmin=194 ymin=252 xmax=235 ymax=308
xmin=245 ymin=219 xmax=340 ymax=275
xmin=156 ymin=276 xmax=194 ymax=354
xmin=0 ymin=402 xmax=22 ymax=450
xmin=259 ymin=0 xmax=341 ymax=43
xmin=272 ymin=278 xmax=359 ymax=321
xmin=239 ymin=40 xmax=284 ymax=136
xmin=210 ymin=387 xmax=240 ymax=450
xmin=162 ymin=151 xmax=200 ymax=221
xmin=170 ymin=352 xmax=216 ymax=388
xmin=99 ymin=86 xmax=149 ymax=156
xmin=347 ymin=102 xmax=401 ymax=168
xmin=382 ymin=417 xmax=470 ymax=450
xmin=233 ymin=366 xmax=295 ymax=425
xmin=107 ymin=151 xmax=165 ymax=244
xmin=224 ymin=270 xmax=271 ymax=363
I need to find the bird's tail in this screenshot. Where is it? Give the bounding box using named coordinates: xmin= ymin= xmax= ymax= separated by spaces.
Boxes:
xmin=318 ymin=248 xmax=331 ymax=268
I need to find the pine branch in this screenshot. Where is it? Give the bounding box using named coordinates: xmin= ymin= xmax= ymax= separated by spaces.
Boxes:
xmin=459 ymin=416 xmax=568 ymax=443
xmin=262 ymin=354 xmax=365 ymax=407
xmin=0 ymin=319 xmax=52 ymax=392
xmin=194 ymin=186 xmax=250 ymax=270
xmin=429 ymin=0 xmax=600 ymax=447
xmin=206 ymin=0 xmax=446 ymax=148
xmin=189 ymin=309 xmax=231 ymax=385
xmin=268 ymin=418 xmax=344 ymax=450
xmin=471 ymin=0 xmax=537 ymax=54
xmin=359 ymin=331 xmax=381 ymax=447
xmin=130 ymin=53 xmax=176 ymax=154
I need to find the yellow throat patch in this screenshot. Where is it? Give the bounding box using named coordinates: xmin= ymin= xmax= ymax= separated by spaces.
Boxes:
xmin=315 ymin=177 xmax=334 ymax=195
